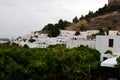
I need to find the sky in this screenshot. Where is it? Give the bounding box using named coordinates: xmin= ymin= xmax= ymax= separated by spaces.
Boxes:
xmin=0 ymin=0 xmax=108 ymax=38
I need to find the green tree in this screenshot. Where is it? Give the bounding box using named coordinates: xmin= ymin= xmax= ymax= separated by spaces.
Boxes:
xmin=55 ymin=19 xmax=71 ymax=30
xmin=0 ymin=44 xmax=100 ymax=80
xmin=28 ymin=38 xmax=36 ymax=43
xmin=79 ymin=15 xmax=84 ymax=20
xmin=42 ymin=24 xmax=60 ymax=37
xmin=116 ymin=57 xmax=120 ymax=66
xmin=75 ymin=31 xmax=80 ymax=36
xmin=73 ymin=16 xmax=79 ymax=23
xmin=104 ymin=50 xmax=113 ymax=55
xmin=23 ymin=44 xmax=29 ymax=48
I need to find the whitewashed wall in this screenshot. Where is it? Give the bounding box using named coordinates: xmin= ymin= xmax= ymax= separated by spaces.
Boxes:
xmin=96 ymin=36 xmax=120 ymax=55
xmin=66 ymin=39 xmax=96 ymax=49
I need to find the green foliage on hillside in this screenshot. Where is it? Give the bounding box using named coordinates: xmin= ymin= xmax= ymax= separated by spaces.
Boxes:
xmin=55 ymin=19 xmax=71 ymax=30
xmin=42 ymin=19 xmax=71 ymax=37
xmin=79 ymin=4 xmax=120 ymax=21
xmin=0 ymin=44 xmax=100 ymax=80
xmin=41 ymin=4 xmax=120 ymax=36
xmin=44 ymin=24 xmax=60 ymax=37
xmin=73 ymin=16 xmax=79 ymax=23
xmin=116 ymin=57 xmax=120 ymax=69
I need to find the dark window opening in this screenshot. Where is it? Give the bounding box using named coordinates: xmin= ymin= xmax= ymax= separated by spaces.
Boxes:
xmin=103 ymin=57 xmax=108 ymax=61
xmin=109 ymin=39 xmax=114 ymax=47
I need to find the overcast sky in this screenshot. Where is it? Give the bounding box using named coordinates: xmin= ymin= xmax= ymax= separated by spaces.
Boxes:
xmin=0 ymin=0 xmax=108 ymax=38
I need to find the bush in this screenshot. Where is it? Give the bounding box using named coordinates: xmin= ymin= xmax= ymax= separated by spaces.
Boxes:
xmin=0 ymin=45 xmax=100 ymax=80
xmin=28 ymin=39 xmax=36 ymax=43
xmin=104 ymin=50 xmax=113 ymax=55
xmin=23 ymin=44 xmax=29 ymax=48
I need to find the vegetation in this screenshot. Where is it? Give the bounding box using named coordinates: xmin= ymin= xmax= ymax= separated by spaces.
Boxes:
xmin=0 ymin=44 xmax=100 ymax=80
xmin=79 ymin=4 xmax=120 ymax=21
xmin=42 ymin=19 xmax=71 ymax=37
xmin=23 ymin=44 xmax=29 ymax=48
xmin=43 ymin=24 xmax=60 ymax=37
xmin=75 ymin=31 xmax=80 ymax=36
xmin=73 ymin=16 xmax=79 ymax=23
xmin=28 ymin=38 xmax=36 ymax=43
xmin=55 ymin=19 xmax=71 ymax=30
xmin=104 ymin=50 xmax=113 ymax=55
xmin=116 ymin=57 xmax=120 ymax=70
xmin=41 ymin=4 xmax=120 ymax=37
xmin=97 ymin=27 xmax=105 ymax=35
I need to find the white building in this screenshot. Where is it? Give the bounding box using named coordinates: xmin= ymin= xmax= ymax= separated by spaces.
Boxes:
xmin=96 ymin=35 xmax=120 ymax=61
xmin=96 ymin=35 xmax=120 ymax=55
xmin=66 ymin=39 xmax=96 ymax=49
xmin=36 ymin=34 xmax=49 ymax=48
xmin=87 ymin=30 xmax=99 ymax=35
xmin=72 ymin=35 xmax=87 ymax=40
xmin=12 ymin=30 xmax=100 ymax=48
xmin=60 ymin=30 xmax=76 ymax=38
xmin=80 ymin=31 xmax=88 ymax=36
xmin=56 ymin=36 xmax=67 ymax=44
xmin=49 ymin=38 xmax=57 ymax=45
xmin=109 ymin=30 xmax=118 ymax=36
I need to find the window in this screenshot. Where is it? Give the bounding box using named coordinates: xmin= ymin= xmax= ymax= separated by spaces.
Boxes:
xmin=109 ymin=39 xmax=114 ymax=47
xmin=103 ymin=57 xmax=108 ymax=61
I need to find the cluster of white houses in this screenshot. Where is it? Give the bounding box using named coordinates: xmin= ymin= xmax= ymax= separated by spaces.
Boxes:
xmin=12 ymin=30 xmax=99 ymax=48
xmin=12 ymin=30 xmax=120 ymax=66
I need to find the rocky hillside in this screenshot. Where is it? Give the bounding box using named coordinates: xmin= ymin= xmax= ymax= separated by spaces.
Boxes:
xmin=90 ymin=12 xmax=120 ymax=29
xmin=39 ymin=4 xmax=120 ymax=37
xmin=65 ymin=12 xmax=120 ymax=31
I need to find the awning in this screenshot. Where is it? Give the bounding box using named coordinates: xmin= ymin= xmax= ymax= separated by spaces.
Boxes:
xmin=101 ymin=57 xmax=118 ymax=67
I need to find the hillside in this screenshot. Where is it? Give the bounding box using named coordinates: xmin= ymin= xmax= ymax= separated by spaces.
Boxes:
xmin=65 ymin=12 xmax=120 ymax=31
xmin=39 ymin=4 xmax=120 ymax=37
xmin=65 ymin=20 xmax=88 ymax=31
xmin=90 ymin=12 xmax=120 ymax=29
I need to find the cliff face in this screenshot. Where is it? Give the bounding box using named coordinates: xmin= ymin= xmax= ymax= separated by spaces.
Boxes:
xmin=65 ymin=12 xmax=120 ymax=31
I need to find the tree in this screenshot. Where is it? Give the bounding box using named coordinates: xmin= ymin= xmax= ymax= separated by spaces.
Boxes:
xmin=0 ymin=44 xmax=100 ymax=80
xmin=56 ymin=19 xmax=71 ymax=30
xmin=47 ymin=24 xmax=60 ymax=37
xmin=97 ymin=27 xmax=105 ymax=35
xmin=116 ymin=57 xmax=120 ymax=68
xmin=42 ymin=23 xmax=60 ymax=37
xmin=23 ymin=44 xmax=29 ymax=48
xmin=75 ymin=31 xmax=80 ymax=36
xmin=79 ymin=15 xmax=84 ymax=20
xmin=104 ymin=50 xmax=113 ymax=55
xmin=28 ymin=38 xmax=36 ymax=43
xmin=73 ymin=16 xmax=79 ymax=23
